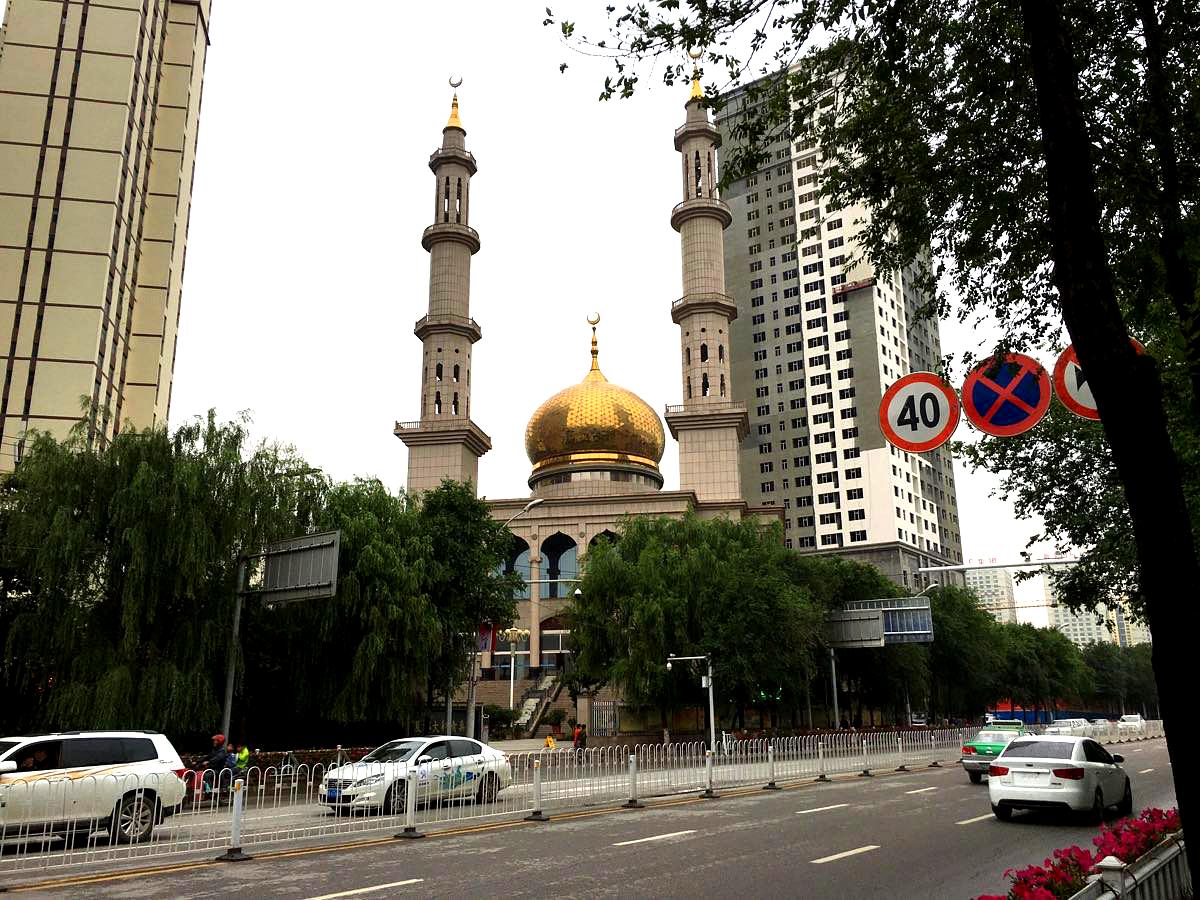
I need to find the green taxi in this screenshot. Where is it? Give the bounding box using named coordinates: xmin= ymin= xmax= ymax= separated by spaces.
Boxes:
xmin=960 ymin=721 xmax=1026 ymax=783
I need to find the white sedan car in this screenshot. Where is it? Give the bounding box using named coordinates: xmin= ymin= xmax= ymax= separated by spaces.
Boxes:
xmin=319 ymin=736 xmax=511 ymax=814
xmin=988 ymin=735 xmax=1132 ymax=822
xmin=1117 ymin=714 xmax=1146 ymax=736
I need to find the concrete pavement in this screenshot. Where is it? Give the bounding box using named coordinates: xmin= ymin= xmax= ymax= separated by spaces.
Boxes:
xmin=5 ymin=739 xmax=1178 ymax=899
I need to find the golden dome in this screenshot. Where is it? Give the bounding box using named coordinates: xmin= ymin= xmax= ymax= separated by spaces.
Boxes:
xmin=525 ymin=320 xmax=665 ymax=475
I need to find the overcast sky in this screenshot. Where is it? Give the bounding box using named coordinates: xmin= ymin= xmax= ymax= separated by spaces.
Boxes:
xmin=8 ymin=2 xmax=1066 ymax=621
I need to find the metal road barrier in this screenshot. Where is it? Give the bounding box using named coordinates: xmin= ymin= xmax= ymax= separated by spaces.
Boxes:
xmin=0 ymin=723 xmax=1165 ymax=883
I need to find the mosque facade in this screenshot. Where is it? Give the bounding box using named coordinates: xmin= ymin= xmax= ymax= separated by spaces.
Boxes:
xmin=395 ymin=75 xmax=781 ymax=699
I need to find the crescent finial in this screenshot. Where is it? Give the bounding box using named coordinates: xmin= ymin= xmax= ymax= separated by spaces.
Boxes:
xmin=587 ymin=313 xmax=601 ymax=326
xmin=687 ymin=47 xmax=703 ymax=61
xmin=449 ymin=76 xmax=463 ymax=89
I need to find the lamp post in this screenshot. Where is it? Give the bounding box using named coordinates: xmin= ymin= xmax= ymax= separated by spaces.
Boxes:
xmin=501 ymin=626 xmax=531 ymax=709
xmin=666 ymin=653 xmax=717 ymax=754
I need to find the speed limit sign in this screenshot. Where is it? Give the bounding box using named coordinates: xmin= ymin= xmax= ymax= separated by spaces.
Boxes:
xmin=878 ymin=372 xmax=960 ymax=453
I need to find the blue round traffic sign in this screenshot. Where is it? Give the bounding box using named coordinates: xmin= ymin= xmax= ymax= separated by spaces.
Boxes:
xmin=961 ymin=353 xmax=1051 ymax=437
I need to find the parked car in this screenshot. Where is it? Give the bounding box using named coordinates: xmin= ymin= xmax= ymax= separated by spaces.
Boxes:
xmin=988 ymin=735 xmax=1132 ymax=822
xmin=319 ymin=736 xmax=512 ymax=814
xmin=1043 ymin=718 xmax=1090 ymax=736
xmin=1117 ymin=714 xmax=1146 ymax=736
xmin=961 ymin=724 xmax=1026 ymax=783
xmin=0 ymin=731 xmax=186 ymax=843
xmin=909 ymin=713 xmax=927 ymax=726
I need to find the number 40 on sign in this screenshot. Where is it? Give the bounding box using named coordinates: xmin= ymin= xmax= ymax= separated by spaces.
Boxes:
xmin=878 ymin=372 xmax=961 ymax=453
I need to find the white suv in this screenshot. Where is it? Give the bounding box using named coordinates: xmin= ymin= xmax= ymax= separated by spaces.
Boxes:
xmin=1117 ymin=714 xmax=1146 ymax=736
xmin=0 ymin=731 xmax=186 ymax=843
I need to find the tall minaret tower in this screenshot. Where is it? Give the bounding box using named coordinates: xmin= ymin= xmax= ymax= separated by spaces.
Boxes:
xmin=396 ymin=82 xmax=491 ymax=494
xmin=665 ymin=56 xmax=749 ymax=502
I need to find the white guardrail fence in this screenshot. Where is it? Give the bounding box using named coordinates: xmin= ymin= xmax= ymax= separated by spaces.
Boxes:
xmin=0 ymin=724 xmax=1165 ymax=883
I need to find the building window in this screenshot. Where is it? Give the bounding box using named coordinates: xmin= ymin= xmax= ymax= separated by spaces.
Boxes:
xmin=850 ymin=530 xmax=867 ymax=542
xmin=848 ymin=509 xmax=865 ymax=521
xmin=761 ymin=481 xmax=776 ymax=493
xmin=820 ymin=534 xmax=842 ymax=546
xmin=845 ymin=467 xmax=862 ymax=479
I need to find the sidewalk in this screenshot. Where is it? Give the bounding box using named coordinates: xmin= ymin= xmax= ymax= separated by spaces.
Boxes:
xmin=490 ymin=738 xmax=545 ymax=752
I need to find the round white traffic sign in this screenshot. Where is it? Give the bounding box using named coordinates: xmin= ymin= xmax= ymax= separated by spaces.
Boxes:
xmin=879 ymin=372 xmax=960 ymax=453
xmin=1053 ymin=338 xmax=1145 ymax=421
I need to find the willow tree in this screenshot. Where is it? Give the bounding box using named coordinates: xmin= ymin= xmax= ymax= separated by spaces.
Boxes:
xmin=0 ymin=413 xmax=312 ymax=734
xmin=568 ymin=514 xmax=827 ymax=730
xmin=550 ymin=0 xmax=1199 ymax=859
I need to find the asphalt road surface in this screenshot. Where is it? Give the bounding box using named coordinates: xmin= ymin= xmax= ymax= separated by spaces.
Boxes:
xmin=7 ymin=739 xmax=1177 ymax=899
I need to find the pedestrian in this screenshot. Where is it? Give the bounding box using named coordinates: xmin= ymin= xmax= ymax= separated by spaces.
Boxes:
xmin=572 ymin=722 xmax=582 ymax=749
xmin=200 ymin=733 xmax=229 ymax=794
xmin=235 ymin=742 xmax=250 ymax=773
xmin=577 ymin=723 xmax=587 ymax=751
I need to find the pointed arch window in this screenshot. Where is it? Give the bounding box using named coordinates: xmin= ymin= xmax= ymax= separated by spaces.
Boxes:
xmin=452 ymin=392 xmax=460 ymax=415
xmin=706 ymin=151 xmax=714 ymax=196
xmin=720 ymin=374 xmax=726 ymax=397
xmin=453 ymin=364 xmax=460 ymax=382
xmin=686 ymin=347 xmax=691 ymax=365
xmin=455 ymin=178 xmax=463 ymax=223
xmin=687 ymin=376 xmax=692 ymax=399
xmin=702 ymin=373 xmax=710 ymax=396
xmin=435 ymin=362 xmax=443 ymax=382
xmin=700 ymin=343 xmax=709 ymax=363
xmin=694 ymin=150 xmax=703 ymax=198
xmin=435 ymin=391 xmax=442 ymax=415
xmin=718 ymin=344 xmax=725 ymax=362
xmin=443 ymin=177 xmax=450 ymax=222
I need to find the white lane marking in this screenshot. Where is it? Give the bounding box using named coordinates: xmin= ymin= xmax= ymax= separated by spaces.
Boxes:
xmin=796 ymin=803 xmax=849 ymax=815
xmin=613 ymin=829 xmax=697 ymax=847
xmin=812 ymin=845 xmax=880 ymax=864
xmin=905 ymin=786 xmax=937 ymax=795
xmin=304 ymin=880 xmax=424 ymax=900
xmin=1139 ymin=768 xmax=1155 ymax=774
xmin=956 ymin=813 xmax=994 ymax=825
xmin=1132 ymin=748 xmax=1144 ymax=753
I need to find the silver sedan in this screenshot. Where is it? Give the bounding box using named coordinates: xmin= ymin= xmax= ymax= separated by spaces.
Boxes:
xmin=987 ymin=735 xmax=1132 ymax=822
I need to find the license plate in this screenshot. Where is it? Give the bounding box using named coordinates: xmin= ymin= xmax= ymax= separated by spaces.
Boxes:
xmin=1015 ymin=772 xmax=1045 ymax=786
xmin=327 ymin=788 xmax=340 ymax=800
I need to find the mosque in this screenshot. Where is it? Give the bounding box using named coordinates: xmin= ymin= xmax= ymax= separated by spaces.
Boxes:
xmin=394 ymin=72 xmax=780 ymax=719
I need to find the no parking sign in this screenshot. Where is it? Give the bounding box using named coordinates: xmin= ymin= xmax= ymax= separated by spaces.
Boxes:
xmin=878 ymin=372 xmax=960 ymax=453
xmin=961 ymin=353 xmax=1051 ymax=437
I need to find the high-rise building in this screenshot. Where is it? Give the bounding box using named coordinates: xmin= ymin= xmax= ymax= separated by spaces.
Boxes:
xmin=716 ymin=74 xmax=964 ymax=588
xmin=964 ymin=567 xmax=1018 ymax=624
xmin=0 ymin=0 xmax=211 ymax=469
xmin=1045 ymin=569 xmax=1152 ymax=648
xmin=394 ymin=89 xmax=490 ymax=494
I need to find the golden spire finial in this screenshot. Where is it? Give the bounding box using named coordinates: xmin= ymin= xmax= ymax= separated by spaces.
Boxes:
xmin=687 ymin=48 xmax=703 ymax=100
xmin=447 ymin=76 xmax=463 ymax=128
xmin=588 ymin=313 xmax=601 ymax=372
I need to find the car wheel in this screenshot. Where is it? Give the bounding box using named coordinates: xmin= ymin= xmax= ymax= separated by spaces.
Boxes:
xmin=1117 ymin=779 xmax=1133 ymax=817
xmin=1088 ymin=788 xmax=1105 ymax=824
xmin=991 ymin=804 xmax=1012 ymax=821
xmin=476 ymin=773 xmax=499 ymax=805
xmin=383 ymin=783 xmax=406 ymax=817
xmin=111 ymin=791 xmax=156 ymax=844
xmin=968 ymin=770 xmax=983 ymax=784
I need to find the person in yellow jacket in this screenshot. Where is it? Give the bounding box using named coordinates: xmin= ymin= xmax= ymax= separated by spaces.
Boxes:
xmin=543 ymin=734 xmax=557 ymax=750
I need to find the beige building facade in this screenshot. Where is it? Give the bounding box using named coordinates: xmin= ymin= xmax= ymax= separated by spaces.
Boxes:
xmin=0 ymin=0 xmax=210 ymax=468
xmin=964 ymin=566 xmax=1018 ymax=625
xmin=716 ymin=71 xmax=965 ymax=590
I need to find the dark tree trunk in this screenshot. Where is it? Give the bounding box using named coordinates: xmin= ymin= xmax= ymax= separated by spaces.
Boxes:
xmin=1020 ymin=0 xmax=1199 ymax=872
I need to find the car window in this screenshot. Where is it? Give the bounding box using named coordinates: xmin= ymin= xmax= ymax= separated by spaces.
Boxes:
xmin=123 ymin=738 xmax=157 ymax=762
xmin=1000 ymin=740 xmax=1075 ymax=760
xmin=63 ymin=737 xmax=134 ymax=767
xmin=13 ymin=740 xmax=64 ymax=772
xmin=423 ymin=741 xmax=451 ymax=761
xmin=975 ymin=732 xmax=1011 ymax=744
xmin=0 ymin=741 xmax=18 ymax=759
xmin=362 ymin=740 xmax=423 ymax=763
xmin=1083 ymin=741 xmax=1114 ymax=764
xmin=450 ymin=739 xmax=481 ymax=758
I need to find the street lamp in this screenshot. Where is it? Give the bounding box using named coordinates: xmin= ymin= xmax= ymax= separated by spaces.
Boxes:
xmin=501 ymin=626 xmax=531 ymax=709
xmin=502 ymin=498 xmax=544 ymax=528
xmin=914 ymin=580 xmax=940 ymax=597
xmin=666 ymin=653 xmax=717 ymax=754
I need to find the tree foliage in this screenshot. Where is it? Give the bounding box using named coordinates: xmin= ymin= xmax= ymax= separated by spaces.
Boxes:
xmin=0 ymin=421 xmax=518 ymax=745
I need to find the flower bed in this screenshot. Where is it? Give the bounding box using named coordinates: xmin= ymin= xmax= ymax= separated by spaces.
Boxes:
xmin=977 ymin=807 xmax=1182 ymax=899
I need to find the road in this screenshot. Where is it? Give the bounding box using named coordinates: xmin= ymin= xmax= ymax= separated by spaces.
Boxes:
xmin=6 ymin=739 xmax=1177 ymax=899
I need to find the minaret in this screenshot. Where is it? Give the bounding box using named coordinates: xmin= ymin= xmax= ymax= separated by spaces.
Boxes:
xmin=395 ymin=82 xmax=491 ymax=493
xmin=665 ymin=57 xmax=749 ymax=502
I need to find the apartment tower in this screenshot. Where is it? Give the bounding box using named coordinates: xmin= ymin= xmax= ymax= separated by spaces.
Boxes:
xmin=717 ymin=74 xmax=964 ymax=588
xmin=964 ymin=567 xmax=1018 ymax=624
xmin=0 ymin=0 xmax=211 ymax=469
